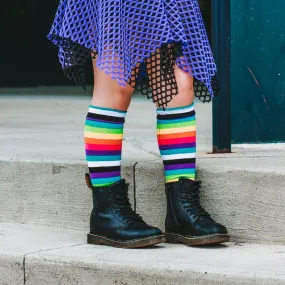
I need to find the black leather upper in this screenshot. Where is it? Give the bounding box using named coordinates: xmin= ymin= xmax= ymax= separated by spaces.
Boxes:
xmin=88 ymin=177 xmax=162 ymax=241
xmin=165 ymin=178 xmax=228 ymax=237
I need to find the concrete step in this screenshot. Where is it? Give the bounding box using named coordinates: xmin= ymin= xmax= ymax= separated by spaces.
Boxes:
xmin=0 ymin=222 xmax=84 ymax=285
xmin=1 ymin=94 xmax=285 ymax=244
xmin=1 ymin=149 xmax=285 ymax=245
xmin=1 ymin=222 xmax=285 ymax=285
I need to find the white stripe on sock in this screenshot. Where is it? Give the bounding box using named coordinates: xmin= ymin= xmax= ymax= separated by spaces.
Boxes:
xmin=88 ymin=161 xmax=121 ymax=167
xmin=88 ymin=107 xmax=126 ymax=118
xmin=162 ymin=153 xmax=196 ymax=160
xmin=156 ymin=105 xmax=195 ymax=115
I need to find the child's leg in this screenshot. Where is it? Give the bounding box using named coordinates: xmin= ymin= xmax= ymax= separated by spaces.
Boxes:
xmin=157 ymin=65 xmax=196 ymax=182
xmin=158 ymin=65 xmax=229 ymax=246
xmin=85 ymin=59 xmax=164 ymax=249
xmin=85 ymin=59 xmax=134 ymax=187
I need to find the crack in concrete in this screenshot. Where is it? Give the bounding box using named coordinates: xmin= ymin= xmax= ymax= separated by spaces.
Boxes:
xmin=124 ymin=138 xmax=160 ymax=159
xmin=23 ymin=255 xmax=26 ymax=285
xmin=23 ymin=222 xmax=88 ymax=232
xmin=22 ymin=243 xmax=84 ymax=284
xmin=132 ymin=162 xmax=138 ymax=211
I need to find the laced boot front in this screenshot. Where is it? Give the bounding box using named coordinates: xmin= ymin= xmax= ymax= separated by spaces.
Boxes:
xmin=85 ymin=174 xmax=165 ymax=248
xmin=165 ymin=178 xmax=230 ymax=246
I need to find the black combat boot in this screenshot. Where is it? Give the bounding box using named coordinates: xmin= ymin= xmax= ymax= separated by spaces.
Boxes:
xmin=85 ymin=174 xmax=165 ymax=248
xmin=165 ymin=178 xmax=230 ymax=246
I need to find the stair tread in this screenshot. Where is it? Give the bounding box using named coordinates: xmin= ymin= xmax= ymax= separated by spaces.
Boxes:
xmin=1 ymin=222 xmax=285 ymax=284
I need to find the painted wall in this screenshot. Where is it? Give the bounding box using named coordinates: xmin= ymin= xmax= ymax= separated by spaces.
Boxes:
xmin=231 ymin=0 xmax=285 ymax=142
xmin=0 ymin=1 xmax=93 ymax=87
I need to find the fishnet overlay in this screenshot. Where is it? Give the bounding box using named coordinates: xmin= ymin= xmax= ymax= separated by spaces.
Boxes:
xmin=48 ymin=0 xmax=218 ymax=107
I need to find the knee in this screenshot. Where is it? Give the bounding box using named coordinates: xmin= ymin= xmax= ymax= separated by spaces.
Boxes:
xmin=174 ymin=65 xmax=193 ymax=95
xmin=177 ymin=82 xmax=194 ymax=97
xmin=92 ymin=82 xmax=133 ymax=110
xmin=116 ymin=84 xmax=134 ymax=99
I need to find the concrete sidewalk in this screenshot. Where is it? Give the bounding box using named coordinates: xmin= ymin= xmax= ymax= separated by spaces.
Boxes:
xmin=0 ymin=91 xmax=212 ymax=163
xmin=1 ymin=92 xmax=284 ymax=161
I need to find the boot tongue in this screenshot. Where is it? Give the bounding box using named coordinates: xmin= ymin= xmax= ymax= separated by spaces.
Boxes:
xmin=178 ymin=177 xmax=210 ymax=220
xmin=178 ymin=177 xmax=197 ymax=187
xmin=109 ymin=179 xmax=128 ymax=197
xmin=110 ymin=180 xmax=145 ymax=225
xmin=110 ymin=179 xmax=126 ymax=189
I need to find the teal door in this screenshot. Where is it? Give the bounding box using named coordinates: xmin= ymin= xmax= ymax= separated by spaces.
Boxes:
xmin=231 ymin=0 xmax=285 ymax=142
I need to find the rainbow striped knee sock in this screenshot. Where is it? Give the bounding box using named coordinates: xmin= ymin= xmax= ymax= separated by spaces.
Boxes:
xmin=84 ymin=105 xmax=126 ymax=187
xmin=157 ymin=103 xmax=196 ymax=183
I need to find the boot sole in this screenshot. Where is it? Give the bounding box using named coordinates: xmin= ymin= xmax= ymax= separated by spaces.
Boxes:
xmin=165 ymin=233 xmax=230 ymax=246
xmin=87 ymin=233 xmax=166 ymax=249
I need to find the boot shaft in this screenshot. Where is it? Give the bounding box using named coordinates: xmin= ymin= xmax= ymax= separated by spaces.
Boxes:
xmin=86 ymin=173 xmax=126 ymax=212
xmin=85 ymin=173 xmax=162 ymax=242
xmin=86 ymin=174 xmax=145 ymax=227
xmin=165 ymin=178 xmax=209 ymax=234
xmin=165 ymin=178 xmax=228 ymax=237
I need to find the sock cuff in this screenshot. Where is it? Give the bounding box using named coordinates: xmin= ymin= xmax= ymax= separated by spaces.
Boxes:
xmin=89 ymin=105 xmax=127 ymax=118
xmin=156 ymin=103 xmax=195 ymax=115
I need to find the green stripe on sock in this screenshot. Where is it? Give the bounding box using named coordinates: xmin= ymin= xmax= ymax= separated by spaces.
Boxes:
xmin=85 ymin=126 xmax=123 ymax=134
xmin=166 ymin=174 xmax=195 ymax=181
xmin=157 ymin=120 xmax=196 ymax=129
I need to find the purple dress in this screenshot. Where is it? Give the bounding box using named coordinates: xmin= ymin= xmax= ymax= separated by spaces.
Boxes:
xmin=48 ymin=0 xmax=217 ymax=107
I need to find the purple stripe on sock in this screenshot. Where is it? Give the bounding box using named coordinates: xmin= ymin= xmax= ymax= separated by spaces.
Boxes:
xmin=89 ymin=171 xmax=121 ymax=179
xmin=85 ymin=150 xmax=121 ymax=156
xmin=159 ymin=142 xmax=196 ymax=150
xmin=164 ymin=163 xmax=196 ymax=170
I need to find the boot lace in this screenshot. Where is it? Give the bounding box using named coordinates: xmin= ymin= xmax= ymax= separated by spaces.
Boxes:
xmin=180 ymin=181 xmax=211 ymax=219
xmin=110 ymin=183 xmax=145 ymax=225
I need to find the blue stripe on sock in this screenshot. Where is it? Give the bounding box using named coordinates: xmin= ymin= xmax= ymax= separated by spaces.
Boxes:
xmin=157 ymin=116 xmax=195 ymax=124
xmin=91 ymin=176 xmax=121 ymax=185
xmin=86 ymin=155 xmax=121 ymax=161
xmin=160 ymin=147 xmax=196 ymax=156
xmin=85 ymin=120 xmax=123 ymax=129
xmin=165 ymin=169 xmax=196 ymax=176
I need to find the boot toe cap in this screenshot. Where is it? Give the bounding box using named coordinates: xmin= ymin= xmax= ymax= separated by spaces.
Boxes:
xmin=134 ymin=226 xmax=163 ymax=239
xmin=118 ymin=226 xmax=163 ymax=240
xmin=214 ymin=223 xmax=228 ymax=235
xmin=195 ymin=220 xmax=228 ymax=236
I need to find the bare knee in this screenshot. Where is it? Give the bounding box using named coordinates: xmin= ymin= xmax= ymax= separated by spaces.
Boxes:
xmin=92 ymin=63 xmax=134 ymax=110
xmin=92 ymin=83 xmax=133 ymax=110
xmin=177 ymin=80 xmax=194 ymax=97
xmin=166 ymin=66 xmax=194 ymax=108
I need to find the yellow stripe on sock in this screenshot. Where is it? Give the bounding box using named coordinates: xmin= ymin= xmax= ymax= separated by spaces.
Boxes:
xmin=157 ymin=125 xmax=196 ymax=135
xmin=84 ymin=132 xmax=123 ymax=140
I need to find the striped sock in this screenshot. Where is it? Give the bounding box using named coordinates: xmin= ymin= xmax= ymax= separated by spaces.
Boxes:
xmin=84 ymin=105 xmax=126 ymax=187
xmin=157 ymin=103 xmax=196 ymax=183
